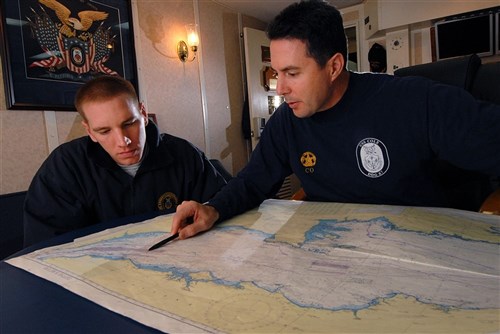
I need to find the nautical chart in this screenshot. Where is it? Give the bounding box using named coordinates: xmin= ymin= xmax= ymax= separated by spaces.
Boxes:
xmin=7 ymin=199 xmax=500 ymax=333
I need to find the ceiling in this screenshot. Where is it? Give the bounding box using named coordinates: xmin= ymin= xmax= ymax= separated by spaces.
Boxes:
xmin=213 ymin=0 xmax=364 ymax=23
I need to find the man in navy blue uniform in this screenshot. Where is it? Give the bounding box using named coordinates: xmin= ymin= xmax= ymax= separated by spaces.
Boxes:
xmin=24 ymin=76 xmax=227 ymax=246
xmin=172 ymin=0 xmax=500 ymax=239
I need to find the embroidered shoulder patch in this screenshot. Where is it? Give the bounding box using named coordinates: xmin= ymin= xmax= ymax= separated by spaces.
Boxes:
xmin=356 ymin=138 xmax=390 ymax=178
xmin=300 ymin=151 xmax=317 ymax=174
xmin=157 ymin=192 xmax=178 ymax=210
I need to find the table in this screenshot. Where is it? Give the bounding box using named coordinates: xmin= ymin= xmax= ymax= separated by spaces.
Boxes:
xmin=2 ymin=200 xmax=499 ymax=333
xmin=1 ymin=212 xmax=165 ymax=334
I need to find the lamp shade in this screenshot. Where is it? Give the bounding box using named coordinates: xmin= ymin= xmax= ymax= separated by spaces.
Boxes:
xmin=186 ymin=24 xmax=199 ymax=47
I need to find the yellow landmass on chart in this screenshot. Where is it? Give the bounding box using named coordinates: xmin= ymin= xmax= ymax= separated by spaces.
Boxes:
xmin=386 ymin=207 xmax=499 ymax=243
xmin=47 ymin=256 xmax=499 ymax=333
xmin=74 ymin=203 xmax=499 ymax=251
xmin=227 ymin=202 xmax=500 ymax=245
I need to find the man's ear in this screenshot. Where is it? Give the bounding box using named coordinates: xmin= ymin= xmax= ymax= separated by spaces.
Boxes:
xmin=328 ymin=53 xmax=345 ymax=82
xmin=139 ymin=102 xmax=149 ymax=126
xmin=81 ymin=121 xmax=98 ymax=143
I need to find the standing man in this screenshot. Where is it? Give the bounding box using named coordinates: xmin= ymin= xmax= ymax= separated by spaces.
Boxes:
xmin=24 ymin=76 xmax=227 ymax=246
xmin=368 ymin=42 xmax=387 ymax=73
xmin=172 ymin=0 xmax=500 ymax=239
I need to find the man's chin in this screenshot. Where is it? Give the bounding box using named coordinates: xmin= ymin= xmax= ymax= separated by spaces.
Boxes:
xmin=115 ymin=154 xmax=141 ymax=166
xmin=292 ymin=109 xmax=312 ymax=119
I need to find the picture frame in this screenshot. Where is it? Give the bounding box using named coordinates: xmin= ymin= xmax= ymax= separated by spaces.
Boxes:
xmin=0 ymin=0 xmax=138 ymax=111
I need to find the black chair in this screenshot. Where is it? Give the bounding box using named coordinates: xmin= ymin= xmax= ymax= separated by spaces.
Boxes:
xmin=0 ymin=191 xmax=26 ymax=259
xmin=471 ymin=61 xmax=500 ymax=105
xmin=209 ymin=159 xmax=233 ymax=182
xmin=394 ymin=53 xmax=481 ymax=91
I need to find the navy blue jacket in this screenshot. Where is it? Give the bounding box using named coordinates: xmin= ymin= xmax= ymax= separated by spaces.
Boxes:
xmin=24 ymin=123 xmax=226 ymax=246
xmin=208 ymin=72 xmax=500 ymax=222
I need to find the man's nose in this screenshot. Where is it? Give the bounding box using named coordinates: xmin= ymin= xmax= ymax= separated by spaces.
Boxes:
xmin=116 ymin=131 xmax=131 ymax=146
xmin=275 ymin=77 xmax=288 ymax=96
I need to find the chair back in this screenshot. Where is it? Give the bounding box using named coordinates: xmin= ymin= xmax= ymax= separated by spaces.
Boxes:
xmin=471 ymin=61 xmax=500 ymax=105
xmin=394 ymin=54 xmax=480 ymax=90
xmin=0 ymin=191 xmax=26 ymax=259
xmin=209 ymin=159 xmax=233 ymax=182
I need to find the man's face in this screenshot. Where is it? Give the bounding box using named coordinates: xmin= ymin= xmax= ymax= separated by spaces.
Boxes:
xmin=82 ymin=94 xmax=148 ymax=166
xmin=271 ymin=38 xmax=337 ymax=118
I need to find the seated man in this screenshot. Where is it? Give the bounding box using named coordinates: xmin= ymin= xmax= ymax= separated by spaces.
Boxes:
xmin=24 ymin=76 xmax=227 ymax=246
xmin=171 ymin=0 xmax=500 ymax=240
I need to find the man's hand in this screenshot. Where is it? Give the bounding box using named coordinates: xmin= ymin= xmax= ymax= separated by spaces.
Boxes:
xmin=171 ymin=201 xmax=220 ymax=239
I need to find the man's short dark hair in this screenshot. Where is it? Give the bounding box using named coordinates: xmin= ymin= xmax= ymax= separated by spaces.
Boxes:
xmin=75 ymin=75 xmax=138 ymax=121
xmin=266 ymin=0 xmax=348 ymax=68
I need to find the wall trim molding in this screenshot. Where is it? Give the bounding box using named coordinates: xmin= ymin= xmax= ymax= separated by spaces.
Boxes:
xmin=43 ymin=110 xmax=59 ymax=153
xmin=194 ymin=0 xmax=210 ymax=156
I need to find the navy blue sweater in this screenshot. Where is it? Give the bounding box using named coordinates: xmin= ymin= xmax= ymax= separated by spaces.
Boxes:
xmin=24 ymin=123 xmax=226 ymax=246
xmin=209 ymin=72 xmax=500 ymax=221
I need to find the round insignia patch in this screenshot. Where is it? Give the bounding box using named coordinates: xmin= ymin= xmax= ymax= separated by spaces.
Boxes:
xmin=356 ymin=138 xmax=390 ymax=178
xmin=157 ymin=192 xmax=178 ymax=211
xmin=300 ymin=151 xmax=317 ymax=174
xmin=300 ymin=151 xmax=316 ymax=167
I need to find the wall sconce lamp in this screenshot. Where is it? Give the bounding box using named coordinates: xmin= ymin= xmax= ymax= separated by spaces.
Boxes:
xmin=177 ymin=24 xmax=199 ymax=62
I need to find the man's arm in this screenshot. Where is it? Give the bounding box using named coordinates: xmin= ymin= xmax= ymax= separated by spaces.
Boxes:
xmin=23 ymin=151 xmax=91 ymax=247
xmin=171 ymin=109 xmax=293 ymax=239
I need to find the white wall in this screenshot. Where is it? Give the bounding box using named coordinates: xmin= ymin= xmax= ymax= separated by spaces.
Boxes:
xmin=0 ymin=0 xmax=266 ymax=194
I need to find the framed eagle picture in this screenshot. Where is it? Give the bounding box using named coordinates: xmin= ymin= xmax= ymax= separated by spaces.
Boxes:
xmin=0 ymin=0 xmax=138 ymax=110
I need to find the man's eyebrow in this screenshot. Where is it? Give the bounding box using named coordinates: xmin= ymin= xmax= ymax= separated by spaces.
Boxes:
xmin=274 ymin=65 xmax=300 ymax=72
xmin=92 ymin=125 xmax=110 ymax=132
xmin=92 ymin=116 xmax=138 ymax=132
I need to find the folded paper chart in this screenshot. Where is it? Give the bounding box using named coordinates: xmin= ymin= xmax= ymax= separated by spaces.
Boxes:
xmin=7 ymin=199 xmax=500 ymax=333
